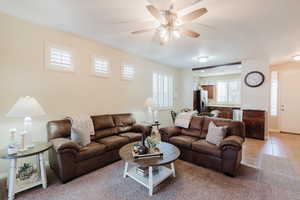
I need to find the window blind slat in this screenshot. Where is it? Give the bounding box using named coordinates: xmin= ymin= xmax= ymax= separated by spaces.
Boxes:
xmin=50 ymin=48 xmax=72 ymax=68
xmin=153 ymin=72 xmax=174 ymax=108
xmin=121 ymin=64 xmax=135 ymax=80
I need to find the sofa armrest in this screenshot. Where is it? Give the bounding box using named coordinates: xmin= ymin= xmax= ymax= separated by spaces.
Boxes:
xmin=131 ymin=124 xmax=152 ymax=137
xmin=220 ymin=135 xmax=244 ymax=151
xmin=51 ymin=138 xmax=81 ymax=153
xmin=159 ymin=127 xmax=181 ymax=142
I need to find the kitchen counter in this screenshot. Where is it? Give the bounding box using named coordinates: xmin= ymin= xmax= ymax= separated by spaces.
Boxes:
xmin=207 ymin=104 xmax=241 ymax=109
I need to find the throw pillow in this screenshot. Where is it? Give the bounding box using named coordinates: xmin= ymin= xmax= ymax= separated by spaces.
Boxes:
xmin=71 ymin=127 xmax=91 ymax=147
xmin=206 ymin=122 xmax=227 ymax=146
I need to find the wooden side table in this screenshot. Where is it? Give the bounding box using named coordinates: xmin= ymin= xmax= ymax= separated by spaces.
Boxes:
xmin=0 ymin=142 xmax=53 ymax=200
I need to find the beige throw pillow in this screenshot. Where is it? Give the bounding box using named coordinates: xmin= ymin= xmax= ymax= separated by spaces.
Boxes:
xmin=206 ymin=122 xmax=227 ymax=146
xmin=71 ymin=127 xmax=91 ymax=147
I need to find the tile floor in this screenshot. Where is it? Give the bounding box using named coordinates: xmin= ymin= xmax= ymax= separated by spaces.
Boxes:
xmin=242 ymin=132 xmax=300 ymax=176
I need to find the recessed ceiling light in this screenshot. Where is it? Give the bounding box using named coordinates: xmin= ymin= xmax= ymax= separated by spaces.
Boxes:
xmin=293 ymin=55 xmax=300 ymax=61
xmin=197 ymin=56 xmax=209 ymax=63
xmin=200 ymin=70 xmax=205 ymax=73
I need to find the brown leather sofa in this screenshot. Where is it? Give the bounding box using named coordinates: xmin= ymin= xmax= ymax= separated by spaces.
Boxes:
xmin=159 ymin=116 xmax=245 ymax=176
xmin=47 ymin=113 xmax=151 ymax=183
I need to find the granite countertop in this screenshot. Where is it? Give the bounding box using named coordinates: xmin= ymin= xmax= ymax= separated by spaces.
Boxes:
xmin=207 ymin=104 xmax=241 ymax=108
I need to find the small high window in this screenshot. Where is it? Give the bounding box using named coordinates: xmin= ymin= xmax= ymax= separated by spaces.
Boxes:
xmin=121 ymin=64 xmax=135 ymax=80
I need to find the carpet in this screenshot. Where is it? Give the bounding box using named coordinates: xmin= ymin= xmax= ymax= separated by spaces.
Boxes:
xmin=1 ymin=156 xmax=300 ymax=200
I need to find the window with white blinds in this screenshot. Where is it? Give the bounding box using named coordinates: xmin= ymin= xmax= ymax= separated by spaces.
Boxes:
xmin=121 ymin=64 xmax=135 ymax=80
xmin=270 ymin=71 xmax=278 ymax=116
xmin=216 ymin=80 xmax=241 ymax=104
xmin=50 ymin=48 xmax=72 ymax=68
xmin=92 ymin=57 xmax=110 ymax=77
xmin=45 ymin=42 xmax=74 ymax=72
xmin=153 ymin=72 xmax=174 ymax=108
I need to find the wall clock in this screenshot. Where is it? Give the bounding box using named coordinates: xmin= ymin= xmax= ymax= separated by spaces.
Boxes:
xmin=244 ymin=71 xmax=265 ymax=87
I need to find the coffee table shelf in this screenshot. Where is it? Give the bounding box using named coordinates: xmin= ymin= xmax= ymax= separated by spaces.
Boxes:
xmin=125 ymin=165 xmax=174 ymax=189
xmin=119 ymin=142 xmax=180 ymax=196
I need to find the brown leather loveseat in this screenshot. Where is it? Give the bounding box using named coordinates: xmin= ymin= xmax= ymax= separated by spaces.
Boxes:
xmin=47 ymin=113 xmax=151 ymax=183
xmin=159 ymin=116 xmax=245 ymax=176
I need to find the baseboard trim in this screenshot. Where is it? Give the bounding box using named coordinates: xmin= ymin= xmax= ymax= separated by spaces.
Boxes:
xmin=269 ymin=129 xmax=280 ymax=133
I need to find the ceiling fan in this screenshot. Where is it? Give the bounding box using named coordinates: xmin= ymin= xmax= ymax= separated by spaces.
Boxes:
xmin=131 ymin=0 xmax=208 ymax=45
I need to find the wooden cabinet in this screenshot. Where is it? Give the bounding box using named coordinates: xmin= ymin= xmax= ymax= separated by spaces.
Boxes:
xmin=207 ymin=106 xmax=234 ymax=119
xmin=242 ymin=110 xmax=265 ymax=140
xmin=201 ymin=85 xmax=214 ymax=99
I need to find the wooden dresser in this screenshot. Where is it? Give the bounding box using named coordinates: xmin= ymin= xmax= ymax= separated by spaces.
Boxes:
xmin=242 ymin=109 xmax=265 ymax=140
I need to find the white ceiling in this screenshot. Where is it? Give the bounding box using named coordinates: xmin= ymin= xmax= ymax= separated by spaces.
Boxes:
xmin=0 ymin=0 xmax=300 ymax=68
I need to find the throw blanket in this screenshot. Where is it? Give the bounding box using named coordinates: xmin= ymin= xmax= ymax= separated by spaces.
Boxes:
xmin=66 ymin=114 xmax=95 ymax=147
xmin=174 ymin=111 xmax=197 ymax=128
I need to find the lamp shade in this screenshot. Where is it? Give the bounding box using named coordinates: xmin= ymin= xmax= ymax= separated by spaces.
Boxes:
xmin=145 ymin=97 xmax=155 ymax=108
xmin=6 ymin=96 xmax=46 ymax=117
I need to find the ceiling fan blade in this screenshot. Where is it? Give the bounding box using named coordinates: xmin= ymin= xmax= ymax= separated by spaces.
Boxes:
xmin=181 ymin=28 xmax=200 ymax=38
xmin=180 ymin=8 xmax=208 ymax=22
xmin=131 ymin=28 xmax=156 ymax=34
xmin=146 ymin=5 xmax=162 ymax=22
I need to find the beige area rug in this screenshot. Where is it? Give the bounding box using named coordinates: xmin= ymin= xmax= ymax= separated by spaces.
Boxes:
xmin=1 ymin=155 xmax=300 ymax=200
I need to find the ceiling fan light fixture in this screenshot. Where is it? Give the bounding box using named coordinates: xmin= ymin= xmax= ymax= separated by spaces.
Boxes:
xmin=197 ymin=56 xmax=209 ymax=63
xmin=173 ymin=30 xmax=181 ymax=39
xmin=293 ymin=55 xmax=300 ymax=61
xmin=174 ymin=19 xmax=182 ymax=26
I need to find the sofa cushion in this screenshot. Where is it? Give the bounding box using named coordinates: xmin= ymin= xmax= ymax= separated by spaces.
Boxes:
xmin=92 ymin=115 xmax=115 ymax=130
xmin=76 ymin=142 xmax=107 ymax=162
xmin=96 ymin=136 xmax=129 ymax=151
xmin=169 ymin=135 xmax=199 ymax=149
xmin=192 ymin=140 xmax=222 ymax=158
xmin=181 ymin=116 xmax=204 ymax=138
xmin=94 ymin=128 xmax=118 ymax=139
xmin=113 ymin=113 xmax=136 ymax=133
xmin=201 ymin=117 xmax=245 ymax=139
xmin=119 ymin=132 xmax=142 ymax=142
xmin=91 ymin=115 xmax=117 ymax=139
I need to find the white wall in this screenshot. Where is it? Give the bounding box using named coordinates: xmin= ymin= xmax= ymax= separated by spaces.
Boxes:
xmin=0 ymin=13 xmax=181 ymax=174
xmin=178 ymin=69 xmax=194 ymax=109
xmin=241 ymin=59 xmax=270 ymax=138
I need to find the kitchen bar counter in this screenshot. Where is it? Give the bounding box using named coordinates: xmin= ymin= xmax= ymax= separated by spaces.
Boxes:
xmin=207 ymin=104 xmax=241 ymax=109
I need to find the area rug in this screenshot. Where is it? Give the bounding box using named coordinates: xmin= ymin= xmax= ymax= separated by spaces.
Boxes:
xmin=1 ymin=156 xmax=300 ymax=200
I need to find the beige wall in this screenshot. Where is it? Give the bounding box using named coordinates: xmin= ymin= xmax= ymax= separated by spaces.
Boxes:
xmin=269 ymin=62 xmax=300 ymax=131
xmin=0 ymin=13 xmax=182 ymax=174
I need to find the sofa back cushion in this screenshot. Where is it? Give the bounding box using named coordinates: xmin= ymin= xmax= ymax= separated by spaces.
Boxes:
xmin=91 ymin=115 xmax=117 ymax=139
xmin=181 ymin=116 xmax=204 ymax=138
xmin=47 ymin=119 xmax=71 ymax=140
xmin=113 ymin=113 xmax=136 ymax=133
xmin=201 ymin=117 xmax=245 ymax=139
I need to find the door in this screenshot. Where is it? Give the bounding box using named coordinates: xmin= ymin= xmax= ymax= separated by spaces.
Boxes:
xmin=280 ymin=68 xmax=300 ymax=134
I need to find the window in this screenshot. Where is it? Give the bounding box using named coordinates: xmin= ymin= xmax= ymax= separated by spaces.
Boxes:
xmin=270 ymin=71 xmax=278 ymax=116
xmin=45 ymin=42 xmax=74 ymax=72
xmin=216 ymin=80 xmax=241 ymax=104
xmin=153 ymin=72 xmax=174 ymax=108
xmin=121 ymin=64 xmax=135 ymax=80
xmin=92 ymin=57 xmax=110 ymax=77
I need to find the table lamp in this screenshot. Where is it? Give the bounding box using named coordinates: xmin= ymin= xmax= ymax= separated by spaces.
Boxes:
xmin=6 ymin=96 xmax=46 ymax=148
xmin=144 ymin=97 xmax=157 ymax=123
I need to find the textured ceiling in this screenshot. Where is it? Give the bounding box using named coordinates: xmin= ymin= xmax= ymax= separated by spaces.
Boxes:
xmin=0 ymin=0 xmax=300 ymax=68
